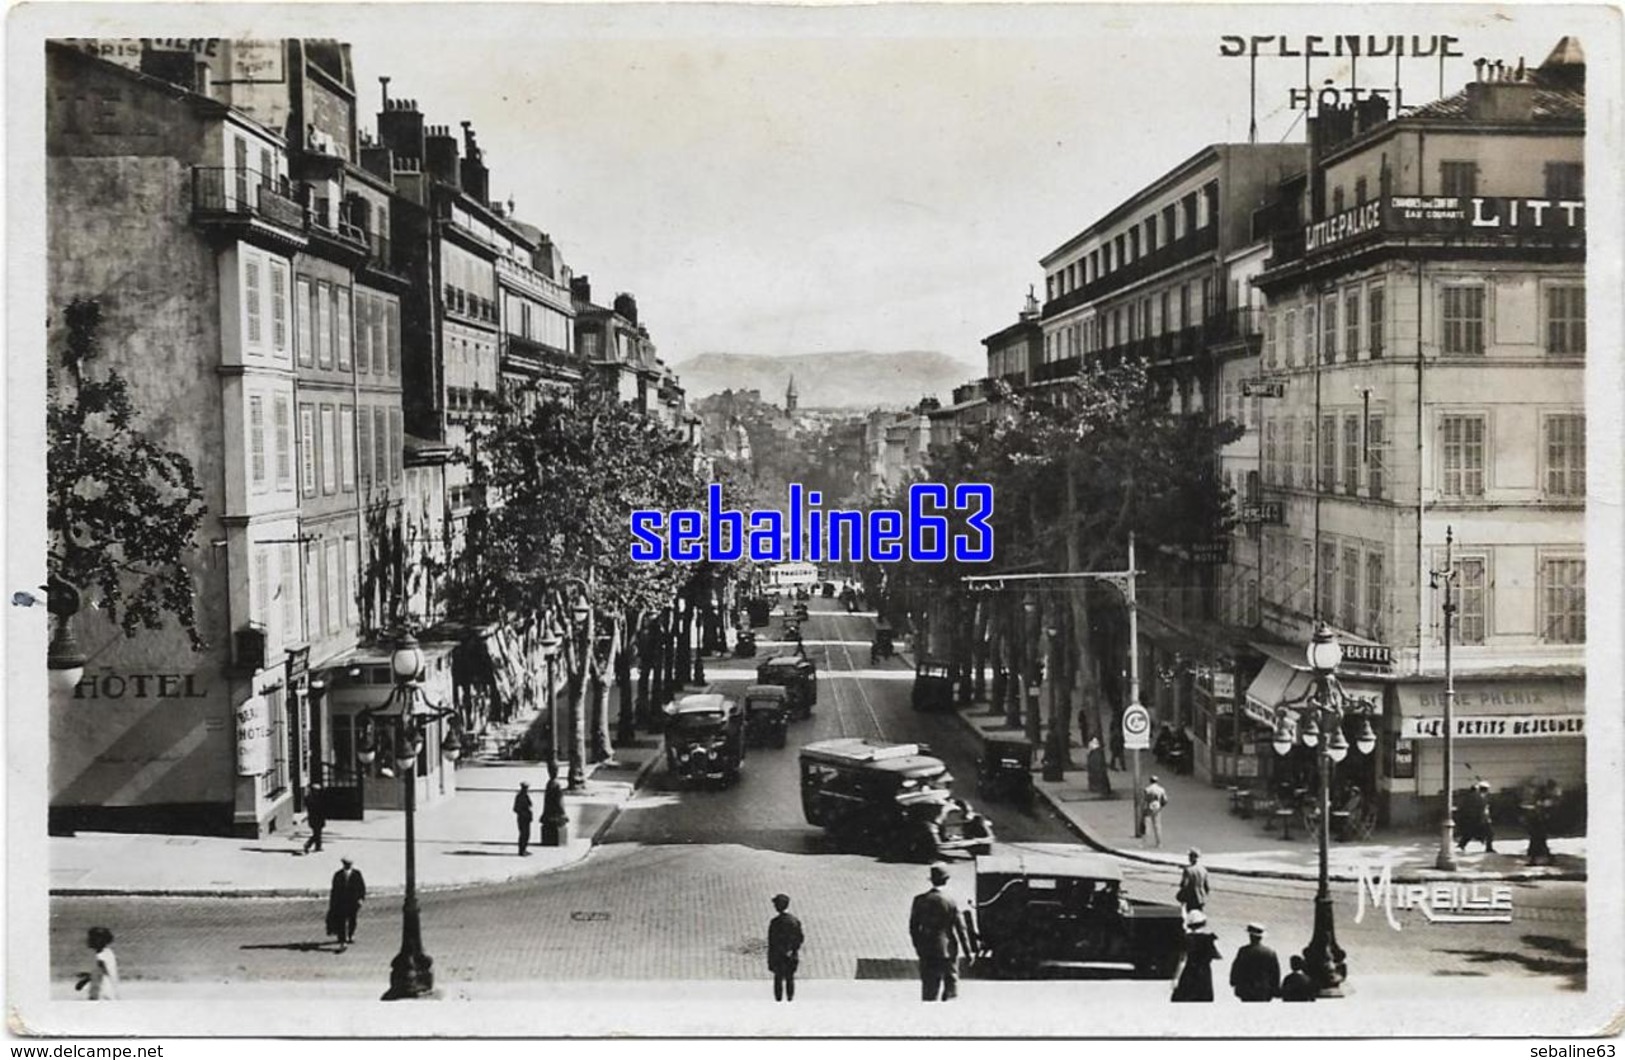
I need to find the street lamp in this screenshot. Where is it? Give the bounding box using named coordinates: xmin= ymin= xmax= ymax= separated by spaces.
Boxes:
xmin=46 ymin=578 xmax=87 ymax=693
xmin=355 ymin=629 xmax=459 ymax=1001
xmin=1271 ymin=623 xmax=1377 ymax=998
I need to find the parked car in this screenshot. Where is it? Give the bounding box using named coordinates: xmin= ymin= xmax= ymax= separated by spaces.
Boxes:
xmin=756 ymin=655 xmax=817 ymax=719
xmin=912 ymin=658 xmax=955 ymax=712
xmin=977 ymin=735 xmax=1035 ymax=805
xmin=742 ymin=684 xmax=791 ymax=749
xmin=973 ymin=848 xmax=1185 ymax=979
xmin=664 ymin=693 xmax=746 ymax=787
xmin=733 ymin=629 xmax=757 ymax=658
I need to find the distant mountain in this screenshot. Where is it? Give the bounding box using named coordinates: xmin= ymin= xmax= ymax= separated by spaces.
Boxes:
xmin=670 ymin=351 xmax=980 ymax=410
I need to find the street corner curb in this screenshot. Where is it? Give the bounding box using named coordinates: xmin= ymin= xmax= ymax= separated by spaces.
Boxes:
xmin=588 ymin=744 xmax=665 ymax=846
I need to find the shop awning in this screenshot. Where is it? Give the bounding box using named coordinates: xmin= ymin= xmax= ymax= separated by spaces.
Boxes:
xmin=1243 ymin=657 xmax=1310 ymax=726
xmin=1394 ymin=676 xmax=1586 ymax=739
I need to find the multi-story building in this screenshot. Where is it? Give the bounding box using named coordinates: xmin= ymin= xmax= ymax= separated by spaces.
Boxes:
xmin=1035 ymin=142 xmax=1307 ymax=746
xmin=927 ymin=289 xmax=1044 ymax=452
xmin=47 ymin=42 xmax=311 ymax=835
xmin=1246 ymin=39 xmax=1586 ymax=825
xmin=574 ymin=280 xmax=688 ymax=428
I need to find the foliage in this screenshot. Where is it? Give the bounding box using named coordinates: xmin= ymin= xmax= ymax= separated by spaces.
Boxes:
xmin=47 ymin=298 xmax=209 ymax=650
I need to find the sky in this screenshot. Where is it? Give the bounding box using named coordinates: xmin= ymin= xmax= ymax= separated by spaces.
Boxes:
xmin=18 ymin=4 xmax=1609 ymax=372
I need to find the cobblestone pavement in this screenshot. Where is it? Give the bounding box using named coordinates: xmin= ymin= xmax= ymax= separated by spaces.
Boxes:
xmin=47 ymin=600 xmax=1586 ymax=996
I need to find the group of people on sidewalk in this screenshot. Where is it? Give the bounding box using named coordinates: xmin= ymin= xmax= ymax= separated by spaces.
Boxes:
xmin=1168 ymin=848 xmax=1316 ymax=1003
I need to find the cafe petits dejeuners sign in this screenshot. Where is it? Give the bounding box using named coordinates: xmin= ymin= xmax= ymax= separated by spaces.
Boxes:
xmin=1399 ymin=714 xmax=1584 ymax=740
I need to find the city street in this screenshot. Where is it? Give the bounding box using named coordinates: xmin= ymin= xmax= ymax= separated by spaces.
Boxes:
xmin=48 ymin=599 xmax=1585 ymax=995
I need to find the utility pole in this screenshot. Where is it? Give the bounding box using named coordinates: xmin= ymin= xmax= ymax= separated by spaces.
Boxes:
xmin=1429 ymin=526 xmax=1459 ymax=871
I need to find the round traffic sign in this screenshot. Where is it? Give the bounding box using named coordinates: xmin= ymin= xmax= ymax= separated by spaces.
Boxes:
xmin=1122 ymin=704 xmax=1151 ymax=737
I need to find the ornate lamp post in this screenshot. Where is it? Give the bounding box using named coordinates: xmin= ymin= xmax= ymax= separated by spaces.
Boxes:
xmin=538 ymin=626 xmax=570 ymax=846
xmin=1272 ymin=623 xmax=1379 ymax=998
xmin=355 ymin=629 xmax=460 ymax=1001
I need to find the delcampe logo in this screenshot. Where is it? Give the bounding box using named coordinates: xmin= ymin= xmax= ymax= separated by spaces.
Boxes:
xmin=1353 ymin=863 xmax=1514 ymax=930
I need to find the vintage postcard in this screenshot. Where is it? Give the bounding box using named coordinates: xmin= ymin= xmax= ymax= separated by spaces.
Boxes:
xmin=7 ymin=1 xmax=1621 ymax=1041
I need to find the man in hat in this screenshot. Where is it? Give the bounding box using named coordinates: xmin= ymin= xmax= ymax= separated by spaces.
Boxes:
xmin=302 ymin=781 xmax=327 ymax=855
xmin=767 ymin=893 xmax=804 ymax=1001
xmin=513 ymin=782 xmax=535 ymax=856
xmin=1142 ymin=775 xmax=1169 ymax=847
xmin=1176 ymin=848 xmax=1210 ymax=914
xmin=909 ymin=863 xmax=972 ymax=1001
xmin=1228 ymin=923 xmax=1281 ymax=1001
xmin=326 ymin=857 xmax=366 ymax=951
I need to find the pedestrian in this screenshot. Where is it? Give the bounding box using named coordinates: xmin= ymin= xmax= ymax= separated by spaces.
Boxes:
xmin=1142 ymin=775 xmax=1169 ymax=847
xmin=1109 ymin=718 xmax=1126 ymax=772
xmin=301 ymin=781 xmax=326 ymax=855
xmin=1170 ymin=910 xmax=1220 ymax=1002
xmin=326 ymin=857 xmax=366 ymax=951
xmin=1176 ymin=848 xmax=1210 ymax=914
xmin=513 ymin=782 xmax=535 ymax=856
xmin=1228 ymin=922 xmax=1281 ymax=1001
xmin=1086 ymin=737 xmax=1111 ymax=796
xmin=909 ymin=863 xmax=972 ymax=1001
xmin=1279 ymin=954 xmax=1317 ymax=1001
xmin=1456 ymin=779 xmax=1496 ymax=853
xmin=1525 ymin=780 xmax=1558 ymax=866
xmin=74 ymin=927 xmax=118 ymax=1000
xmin=767 ymin=893 xmax=804 ymax=1002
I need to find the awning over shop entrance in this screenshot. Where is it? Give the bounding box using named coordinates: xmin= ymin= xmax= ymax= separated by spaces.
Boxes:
xmin=1243 ymin=658 xmax=1309 ymax=726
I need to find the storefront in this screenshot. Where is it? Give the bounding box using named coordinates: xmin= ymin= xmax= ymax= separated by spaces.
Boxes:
xmin=1384 ymin=675 xmax=1586 ymax=827
xmin=1192 ymin=664 xmax=1269 ymax=785
xmin=322 ymin=640 xmax=460 ymax=815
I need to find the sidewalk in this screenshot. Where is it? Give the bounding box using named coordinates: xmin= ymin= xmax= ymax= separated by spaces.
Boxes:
xmin=950 ymin=699 xmax=1586 ymax=885
xmin=49 ymin=733 xmax=666 ymax=898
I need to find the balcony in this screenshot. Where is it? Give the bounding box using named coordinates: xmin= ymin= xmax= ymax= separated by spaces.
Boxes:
xmin=191 ymin=168 xmax=308 ymax=249
xmin=506 ymin=332 xmax=583 ymax=379
xmin=1032 ymin=355 xmax=1082 ymax=383
xmin=361 ymin=231 xmax=408 ymax=278
xmin=305 ymin=196 xmax=371 ymax=263
xmin=1043 ymin=223 xmax=1220 ymax=320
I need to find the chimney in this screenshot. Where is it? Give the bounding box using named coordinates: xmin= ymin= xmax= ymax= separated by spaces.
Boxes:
xmin=459 ymin=121 xmax=489 ymax=205
xmin=377 ymin=96 xmax=425 ymax=170
xmin=613 ymin=292 xmax=639 ymax=326
xmin=1466 ymin=75 xmax=1536 ymax=122
xmin=570 ymin=275 xmax=592 ymax=304
xmin=424 ymin=124 xmax=461 ymax=188
xmin=195 ymin=61 xmax=212 ymax=97
xmin=380 ymin=75 xmax=391 ymax=111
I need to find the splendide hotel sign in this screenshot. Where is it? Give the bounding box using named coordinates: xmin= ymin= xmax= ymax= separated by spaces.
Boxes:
xmin=1400 ymin=714 xmax=1585 ymax=740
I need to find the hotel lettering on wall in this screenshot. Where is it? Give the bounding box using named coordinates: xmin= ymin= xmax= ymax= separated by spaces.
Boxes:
xmin=1217 ymin=35 xmax=1463 ymax=116
xmin=73 ymin=673 xmax=209 ymax=699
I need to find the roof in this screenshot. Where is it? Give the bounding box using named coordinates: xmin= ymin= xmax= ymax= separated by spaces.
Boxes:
xmin=800 ymin=738 xmax=947 ymax=775
xmin=1406 ymin=84 xmax=1585 ymax=123
xmin=976 ymin=847 xmax=1124 ymax=882
xmin=671 ymin=693 xmax=732 ymax=715
xmin=758 ymin=655 xmax=812 ymax=671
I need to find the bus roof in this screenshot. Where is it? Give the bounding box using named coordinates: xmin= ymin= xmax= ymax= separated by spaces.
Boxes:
xmin=800 ymin=738 xmax=947 ymax=775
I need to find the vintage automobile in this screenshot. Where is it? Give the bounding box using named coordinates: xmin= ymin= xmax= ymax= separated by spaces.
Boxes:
xmin=912 ymin=658 xmax=956 ymax=712
xmin=742 ymin=684 xmax=791 ymax=749
xmin=793 ymin=600 xmax=810 ymax=622
xmin=870 ymin=622 xmax=895 ymax=663
xmin=799 ymin=738 xmax=993 ymax=860
xmin=756 ymin=655 xmax=817 ymax=719
xmin=977 ymin=734 xmax=1035 ymax=805
xmin=733 ymin=629 xmax=758 ymax=658
xmin=664 ymin=693 xmax=746 ymax=787
xmin=973 ymin=848 xmax=1185 ymax=979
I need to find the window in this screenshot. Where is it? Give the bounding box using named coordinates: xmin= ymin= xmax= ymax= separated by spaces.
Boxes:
xmin=1354 ymin=176 xmax=1368 ymax=204
xmin=1281 ymin=419 xmax=1295 ymax=487
xmin=1340 ymin=546 xmax=1360 ymax=631
xmin=305 ymin=542 xmax=321 ymax=641
xmin=325 ymin=539 xmax=342 ymax=635
xmin=253 ymin=549 xmax=270 ymax=633
xmin=1345 ymin=291 xmax=1360 ymax=357
xmin=320 ymin=406 xmax=337 ymax=494
xmin=336 ymin=288 xmax=352 ymax=371
xmin=1128 ymin=228 xmax=1139 ymax=262
xmin=1302 ymin=305 xmax=1316 ymax=363
xmin=270 ymin=261 xmax=289 ymax=358
xmin=1368 ymin=286 xmax=1384 ymax=358
xmin=354 ymin=291 xmax=371 ymax=374
xmin=280 ymin=543 xmax=300 ymax=645
xmin=1163 ymin=204 xmax=1177 ymax=242
xmin=299 ymin=405 xmax=316 ymax=496
xmin=1440 ymin=161 xmax=1478 ymax=198
xmin=296 ymin=278 xmax=314 ymax=366
xmin=1264 ymin=419 xmax=1277 ymax=485
xmin=1544 ymin=162 xmax=1583 ymax=201
xmin=317 ymin=282 xmax=333 ymax=367
xmin=1144 ymin=217 xmax=1158 ymax=254
xmin=389 ymin=408 xmax=403 ymax=482
xmin=1283 ymin=311 xmax=1296 ymax=367
xmin=1343 ymin=414 xmax=1360 ymax=494
xmin=273 ymin=395 xmax=292 ymax=489
xmin=385 ymin=300 xmax=399 ymax=375
xmin=1331 ymin=186 xmax=1345 ymax=215
xmin=1322 ymin=296 xmax=1338 ymax=361
xmin=1182 ymin=193 xmax=1197 ymax=235
xmin=1456 ymin=557 xmax=1486 ymax=645
xmin=248 ymin=395 xmax=266 ymax=488
xmin=340 ymin=406 xmax=357 ymax=492
xmin=345 ymin=535 xmax=361 ymax=627
xmin=1441 ymin=414 xmax=1486 ymax=497
xmin=1320 ymin=414 xmax=1336 ymax=491
xmin=1546 ymin=285 xmax=1585 ymax=355
xmin=1545 ymin=414 xmax=1585 ymax=497
xmin=358 ymin=405 xmax=372 ymax=489
xmin=1442 ymin=286 xmax=1485 ymax=354
xmin=1300 ymin=417 xmax=1314 ymax=490
xmin=1365 ymin=551 xmax=1384 ymax=638
xmin=1299 ymin=540 xmax=1314 ymax=615
xmin=1318 ymin=540 xmax=1337 ymax=622
xmin=1179 ymin=285 xmax=1191 ymax=332
xmin=245 ymin=258 xmax=263 ymax=350
xmin=1114 ymin=234 xmax=1125 ymax=270
xmin=374 ymin=408 xmax=388 ymax=484
xmin=1367 ymin=415 xmax=1386 ymax=499
xmin=1264 ymin=312 xmax=1277 ymax=368
xmin=1540 ymin=558 xmax=1585 ymax=644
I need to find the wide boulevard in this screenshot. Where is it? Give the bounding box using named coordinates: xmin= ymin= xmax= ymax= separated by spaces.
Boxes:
xmin=50 ymin=598 xmax=1585 ymax=992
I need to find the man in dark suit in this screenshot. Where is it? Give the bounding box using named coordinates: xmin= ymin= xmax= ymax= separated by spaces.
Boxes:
xmin=767 ymin=893 xmax=804 ymax=1001
xmin=1229 ymin=922 xmax=1281 ymax=1001
xmin=909 ymin=863 xmax=972 ymax=1001
xmin=326 ymin=857 xmax=366 ymax=951
xmin=302 ymin=782 xmax=327 ymax=855
xmin=513 ymin=782 xmax=535 ymax=856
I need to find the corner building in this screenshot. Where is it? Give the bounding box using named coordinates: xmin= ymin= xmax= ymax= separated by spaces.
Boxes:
xmin=1248 ymin=40 xmax=1587 ymax=825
